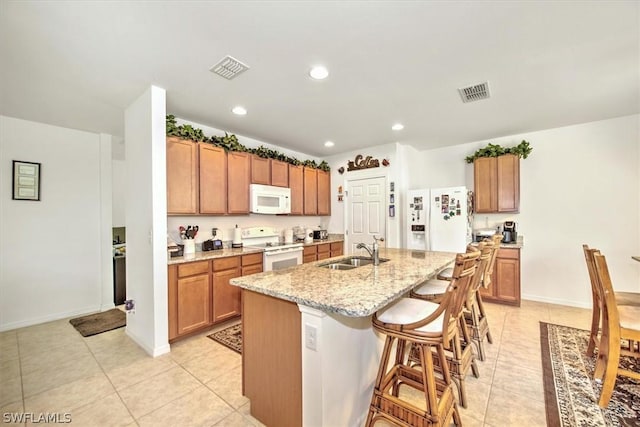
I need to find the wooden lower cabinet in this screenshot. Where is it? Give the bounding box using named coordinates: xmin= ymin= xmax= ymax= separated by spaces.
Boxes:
xmin=303 ymin=246 xmax=317 ymax=264
xmin=330 ymin=241 xmax=343 ymax=257
xmin=168 ymin=253 xmax=263 ymax=342
xmin=303 ymin=241 xmax=344 ymax=263
xmin=213 ymin=262 xmax=242 ymax=323
xmin=316 ymin=243 xmax=331 ymax=261
xmin=480 ymin=247 xmax=521 ymax=306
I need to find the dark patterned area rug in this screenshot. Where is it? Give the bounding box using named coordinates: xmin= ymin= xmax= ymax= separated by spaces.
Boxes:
xmin=69 ymin=308 xmax=126 ymax=337
xmin=207 ymin=323 xmax=242 ymax=354
xmin=540 ymin=322 xmax=640 ymax=427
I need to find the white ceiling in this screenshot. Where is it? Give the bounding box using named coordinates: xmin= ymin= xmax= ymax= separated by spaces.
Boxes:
xmin=1 ymin=1 xmax=638 ymax=157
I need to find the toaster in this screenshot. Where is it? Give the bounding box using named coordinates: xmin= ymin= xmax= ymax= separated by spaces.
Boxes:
xmin=313 ymin=230 xmax=328 ymax=240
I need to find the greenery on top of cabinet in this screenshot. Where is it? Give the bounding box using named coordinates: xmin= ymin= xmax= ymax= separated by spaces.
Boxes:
xmin=166 ymin=115 xmax=330 ymax=171
xmin=465 ymin=140 xmax=532 ymax=164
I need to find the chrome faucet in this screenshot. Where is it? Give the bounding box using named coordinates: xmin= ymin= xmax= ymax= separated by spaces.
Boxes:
xmin=356 ymin=236 xmax=384 ymax=266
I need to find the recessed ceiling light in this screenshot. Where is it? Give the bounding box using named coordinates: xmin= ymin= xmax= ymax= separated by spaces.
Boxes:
xmin=392 ymin=123 xmax=404 ymax=131
xmin=232 ymin=106 xmax=247 ymax=115
xmin=324 ymin=141 xmax=335 ymax=148
xmin=309 ymin=66 xmax=329 ymax=80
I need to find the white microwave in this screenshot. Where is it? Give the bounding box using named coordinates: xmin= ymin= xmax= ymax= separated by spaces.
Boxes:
xmin=250 ymin=184 xmax=291 ymax=214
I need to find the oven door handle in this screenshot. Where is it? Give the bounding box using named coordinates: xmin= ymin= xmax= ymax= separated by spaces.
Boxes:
xmin=264 ymin=247 xmax=304 ymax=256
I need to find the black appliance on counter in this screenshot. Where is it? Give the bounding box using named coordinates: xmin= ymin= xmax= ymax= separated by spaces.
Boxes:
xmin=313 ymin=229 xmax=329 ymax=240
xmin=202 ymin=239 xmax=223 ymax=251
xmin=502 ymin=221 xmax=517 ymax=243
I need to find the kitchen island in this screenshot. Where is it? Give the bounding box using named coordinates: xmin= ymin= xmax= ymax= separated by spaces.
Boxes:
xmin=230 ymin=248 xmax=456 ymax=427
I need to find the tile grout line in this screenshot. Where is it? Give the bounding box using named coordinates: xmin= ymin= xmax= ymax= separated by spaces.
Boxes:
xmin=80 ymin=332 xmax=140 ymax=426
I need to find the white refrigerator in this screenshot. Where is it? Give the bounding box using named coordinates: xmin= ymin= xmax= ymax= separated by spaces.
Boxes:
xmin=407 ymin=186 xmax=472 ymax=252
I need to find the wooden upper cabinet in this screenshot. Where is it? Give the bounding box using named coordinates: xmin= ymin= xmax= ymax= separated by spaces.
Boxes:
xmin=474 ymin=154 xmax=519 ymax=213
xmin=271 ymin=160 xmax=289 ymax=187
xmin=227 ymin=152 xmax=251 ymax=214
xmin=303 ymin=167 xmax=318 ymax=215
xmin=497 ymin=154 xmax=520 ymax=212
xmin=167 ymin=137 xmax=198 ymax=214
xmin=199 ymin=144 xmax=227 ymax=214
xmin=289 ymin=165 xmax=304 ymax=215
xmin=317 ymin=170 xmax=331 ymax=216
xmin=251 ymin=155 xmax=271 ymax=185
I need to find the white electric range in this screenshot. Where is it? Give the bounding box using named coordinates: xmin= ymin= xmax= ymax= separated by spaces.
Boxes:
xmin=242 ymin=227 xmax=303 ymax=271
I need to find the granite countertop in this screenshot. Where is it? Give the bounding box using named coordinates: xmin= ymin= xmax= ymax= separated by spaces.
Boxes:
xmin=472 ymin=235 xmax=524 ymax=249
xmin=230 ymin=248 xmax=456 ymax=317
xmin=302 ymin=235 xmax=344 ymax=247
xmin=167 ymin=247 xmax=264 ymax=265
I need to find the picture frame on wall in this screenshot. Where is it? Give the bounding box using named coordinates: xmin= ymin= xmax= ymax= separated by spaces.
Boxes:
xmin=12 ymin=160 xmax=41 ymax=201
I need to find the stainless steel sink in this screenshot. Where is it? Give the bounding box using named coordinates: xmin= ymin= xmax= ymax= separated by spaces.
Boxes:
xmin=322 ymin=263 xmax=357 ymax=270
xmin=319 ymin=256 xmax=389 ymax=269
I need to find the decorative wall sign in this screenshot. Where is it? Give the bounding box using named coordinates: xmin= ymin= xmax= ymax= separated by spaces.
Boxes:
xmin=12 ymin=160 xmax=41 ymax=201
xmin=347 ymin=154 xmax=380 ymax=171
xmin=338 ymin=166 xmax=345 ymax=174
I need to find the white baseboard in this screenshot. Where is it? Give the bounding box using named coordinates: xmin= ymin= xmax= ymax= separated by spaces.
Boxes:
xmin=0 ymin=305 xmax=102 ymax=332
xmin=522 ymin=294 xmax=591 ymax=309
xmin=125 ymin=326 xmax=170 ymax=357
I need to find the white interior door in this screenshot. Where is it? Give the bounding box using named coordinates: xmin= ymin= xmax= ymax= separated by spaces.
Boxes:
xmin=346 ymin=176 xmax=386 ymax=255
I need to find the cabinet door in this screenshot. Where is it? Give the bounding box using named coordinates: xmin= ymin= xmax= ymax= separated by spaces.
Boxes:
xmin=303 ymin=167 xmax=318 ymax=215
xmin=167 ymin=138 xmax=198 ymax=214
xmin=303 ymin=246 xmax=317 ymax=263
xmin=199 ymin=144 xmax=227 ymax=214
xmin=242 ymin=264 xmax=263 ymax=276
xmin=176 ymin=274 xmax=211 ymax=336
xmin=213 ymin=267 xmax=242 ymax=323
xmin=497 ymin=154 xmax=520 ymax=212
xmin=473 ymin=157 xmax=497 ymax=213
xmin=227 ymin=152 xmax=251 ymax=214
xmin=271 ymin=160 xmax=289 ymax=187
xmin=317 ymin=170 xmax=331 ymax=216
xmin=494 ymin=257 xmax=520 ymax=305
xmin=330 ymin=241 xmax=343 ymax=257
xmin=251 ymin=155 xmax=271 ymax=185
xmin=289 ymin=165 xmax=304 ymax=215
xmin=316 ymin=243 xmax=331 ymax=260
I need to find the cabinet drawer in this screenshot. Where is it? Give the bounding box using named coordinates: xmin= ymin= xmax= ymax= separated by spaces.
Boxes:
xmin=317 ymin=243 xmax=330 ymax=254
xmin=497 ymin=248 xmax=519 ymax=260
xmin=242 ymin=253 xmax=263 ymax=266
xmin=178 ymin=261 xmax=209 ymax=278
xmin=213 ymin=256 xmax=241 ymax=271
xmin=303 ymin=246 xmax=317 ymax=256
xmin=330 ymin=242 xmax=343 ymax=251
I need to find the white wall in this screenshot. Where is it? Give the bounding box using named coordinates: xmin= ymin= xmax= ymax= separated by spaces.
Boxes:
xmin=124 ymin=86 xmax=169 ymax=356
xmin=421 ymin=114 xmax=640 ymax=307
xmin=324 ymin=143 xmax=401 ymax=249
xmin=112 ymin=159 xmax=126 ymax=227
xmin=0 ymin=116 xmax=113 ymax=330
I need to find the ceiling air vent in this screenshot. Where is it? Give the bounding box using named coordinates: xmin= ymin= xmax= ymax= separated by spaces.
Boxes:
xmin=209 ymin=55 xmax=250 ymax=80
xmin=458 ymin=81 xmax=491 ymax=103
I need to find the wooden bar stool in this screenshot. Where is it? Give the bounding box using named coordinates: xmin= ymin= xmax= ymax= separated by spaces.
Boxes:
xmin=409 ymin=243 xmax=488 ymax=407
xmin=365 ymin=250 xmax=480 ymax=427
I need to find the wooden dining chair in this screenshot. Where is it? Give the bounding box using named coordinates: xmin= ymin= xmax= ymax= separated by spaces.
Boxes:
xmin=591 ymin=252 xmax=640 ymax=407
xmin=582 ymin=244 xmax=640 ymax=356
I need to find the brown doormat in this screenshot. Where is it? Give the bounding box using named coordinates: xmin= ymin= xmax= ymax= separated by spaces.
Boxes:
xmin=69 ymin=308 xmax=126 ymax=337
xmin=540 ymin=322 xmax=640 ymax=427
xmin=207 ymin=324 xmax=242 ymax=354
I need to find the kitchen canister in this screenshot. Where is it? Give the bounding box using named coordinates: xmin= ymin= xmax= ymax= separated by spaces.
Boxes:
xmin=183 ymin=239 xmax=195 ymax=255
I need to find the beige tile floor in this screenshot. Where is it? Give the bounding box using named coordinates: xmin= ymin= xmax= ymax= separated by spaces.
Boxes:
xmin=0 ymin=300 xmax=592 ymax=426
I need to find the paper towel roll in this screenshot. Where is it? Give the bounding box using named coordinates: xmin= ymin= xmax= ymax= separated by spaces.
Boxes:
xmin=232 ymin=226 xmax=243 ymax=248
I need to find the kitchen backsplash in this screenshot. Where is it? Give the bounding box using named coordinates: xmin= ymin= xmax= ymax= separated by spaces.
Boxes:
xmin=167 ymin=215 xmax=330 ymax=244
xmin=472 ymin=213 xmax=521 ymax=233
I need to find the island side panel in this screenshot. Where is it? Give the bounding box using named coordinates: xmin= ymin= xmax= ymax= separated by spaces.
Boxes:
xmin=242 ymin=289 xmax=302 ymax=427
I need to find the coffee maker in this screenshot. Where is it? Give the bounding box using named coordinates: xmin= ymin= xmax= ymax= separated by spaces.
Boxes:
xmin=502 ymin=221 xmax=517 ymax=243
